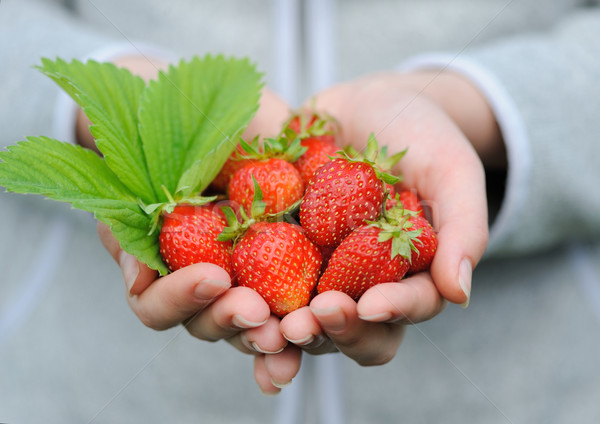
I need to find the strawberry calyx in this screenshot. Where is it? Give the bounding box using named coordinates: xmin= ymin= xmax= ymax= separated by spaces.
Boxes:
xmin=282 ymin=108 xmax=339 ymax=140
xmin=236 ymin=135 xmax=307 ymax=164
xmin=368 ymin=201 xmax=423 ymax=262
xmin=140 ymin=185 xmax=217 ymax=235
xmin=218 ymin=176 xmax=265 ymax=242
xmin=218 ymin=176 xmax=300 ymax=243
xmin=343 ymin=133 xmax=406 ymax=184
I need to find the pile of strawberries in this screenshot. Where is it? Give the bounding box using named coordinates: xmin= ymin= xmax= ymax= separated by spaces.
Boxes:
xmin=159 ymin=111 xmax=437 ymax=317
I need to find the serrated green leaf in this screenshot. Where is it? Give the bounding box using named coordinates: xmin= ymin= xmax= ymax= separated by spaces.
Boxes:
xmin=37 ymin=58 xmax=157 ymax=203
xmin=0 ymin=137 xmax=133 ymax=201
xmin=77 ymin=198 xmax=168 ymax=275
xmin=0 ymin=137 xmax=167 ymax=274
xmin=138 ymin=55 xmax=263 ymax=202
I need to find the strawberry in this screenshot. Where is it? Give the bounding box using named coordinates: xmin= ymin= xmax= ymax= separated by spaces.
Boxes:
xmin=286 ymin=113 xmax=317 ymax=135
xmin=283 ymin=110 xmax=338 ymax=145
xmin=294 ymin=136 xmax=340 ymax=184
xmin=317 ymin=224 xmax=411 ymax=300
xmin=299 ymin=135 xmax=401 ymax=248
xmin=299 ymin=158 xmax=385 ymax=248
xmin=406 ymin=214 xmax=437 ymax=274
xmin=317 ymin=197 xmax=437 ymax=300
xmin=386 ymin=187 xmax=424 ymax=217
xmin=159 ymin=204 xmax=233 ymax=274
xmin=232 ymin=221 xmax=322 ymax=317
xmin=228 ymin=157 xmax=304 ymax=215
xmin=210 ymin=143 xmax=253 ymax=193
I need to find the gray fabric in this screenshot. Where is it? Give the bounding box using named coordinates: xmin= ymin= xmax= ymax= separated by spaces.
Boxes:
xmin=468 ymin=9 xmax=600 ymax=255
xmin=1 ymin=1 xmax=600 ymax=423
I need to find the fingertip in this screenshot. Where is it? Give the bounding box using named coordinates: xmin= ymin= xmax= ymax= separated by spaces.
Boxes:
xmin=280 ymin=307 xmax=320 ymax=345
xmin=430 ymin=250 xmax=474 ymax=305
xmin=310 ymin=291 xmax=358 ymax=334
xmin=310 ymin=290 xmax=355 ymax=311
xmin=254 ymin=356 xmax=281 ymax=396
xmin=221 ymin=287 xmax=272 ymax=330
xmin=183 ymin=262 xmax=233 ymax=286
xmin=129 ymin=262 xmax=158 ymax=296
xmin=264 ymin=345 xmax=302 ymax=387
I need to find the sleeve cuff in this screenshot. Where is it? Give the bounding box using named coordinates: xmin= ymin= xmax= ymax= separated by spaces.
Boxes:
xmin=52 ymin=42 xmax=175 ymax=145
xmin=398 ymin=53 xmax=532 ymax=255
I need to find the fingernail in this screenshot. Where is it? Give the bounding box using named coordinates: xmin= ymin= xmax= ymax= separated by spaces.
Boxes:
xmin=119 ymin=251 xmax=139 ymax=294
xmin=358 ymin=311 xmax=392 ymax=322
xmin=311 ymin=305 xmax=346 ymax=331
xmin=284 ymin=334 xmax=314 ymax=346
xmin=194 ymin=280 xmax=230 ymax=301
xmin=271 ymin=378 xmax=292 ymax=389
xmin=459 ymin=259 xmax=472 ymax=308
xmin=232 ymin=314 xmax=268 ymax=329
xmin=251 ymin=342 xmax=284 ymax=355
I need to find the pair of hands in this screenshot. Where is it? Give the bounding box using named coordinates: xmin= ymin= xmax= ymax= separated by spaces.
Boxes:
xmin=93 ymin=58 xmax=498 ymax=395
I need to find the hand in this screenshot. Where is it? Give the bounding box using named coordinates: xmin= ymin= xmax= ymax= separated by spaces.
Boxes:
xmin=279 ymin=70 xmax=497 ymax=365
xmin=85 ymin=56 xmax=297 ymax=393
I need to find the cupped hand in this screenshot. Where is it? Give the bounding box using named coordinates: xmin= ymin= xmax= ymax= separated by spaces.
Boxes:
xmin=279 ymin=70 xmax=497 ymax=365
xmin=90 ymin=69 xmax=299 ymax=393
xmin=311 ymin=70 xmax=493 ymax=305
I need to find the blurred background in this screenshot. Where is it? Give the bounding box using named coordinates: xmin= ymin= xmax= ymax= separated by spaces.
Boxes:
xmin=1 ymin=0 xmax=599 ymax=423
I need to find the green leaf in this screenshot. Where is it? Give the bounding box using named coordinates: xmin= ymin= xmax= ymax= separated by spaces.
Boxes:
xmin=37 ymin=58 xmax=157 ymax=203
xmin=0 ymin=137 xmax=168 ymax=274
xmin=138 ymin=55 xmax=263 ymax=202
xmin=0 ymin=137 xmax=133 ymax=201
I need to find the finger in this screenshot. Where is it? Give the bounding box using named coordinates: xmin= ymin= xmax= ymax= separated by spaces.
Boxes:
xmin=280 ymin=307 xmax=337 ymax=355
xmin=97 ymin=221 xmax=157 ymax=295
xmin=97 ymin=221 xmax=121 ymax=262
xmin=184 ymin=286 xmax=270 ymax=341
xmin=349 ymin=98 xmax=488 ymax=306
xmin=128 ymin=262 xmax=233 ymax=330
xmin=357 ymin=276 xmax=447 ymax=325
xmin=399 ymin=124 xmax=488 ymax=306
xmin=264 ymin=345 xmax=303 ymax=388
xmin=227 ymin=315 xmax=287 ymax=355
xmin=243 ymin=88 xmax=290 ymax=140
xmin=310 ymin=291 xmax=405 ymax=366
xmin=254 ymin=355 xmax=280 ymax=396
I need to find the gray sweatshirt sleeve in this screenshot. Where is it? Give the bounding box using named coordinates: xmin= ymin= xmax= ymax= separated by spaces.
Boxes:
xmin=403 ymin=7 xmax=600 ymax=257
xmin=0 ymin=0 xmax=119 ymax=148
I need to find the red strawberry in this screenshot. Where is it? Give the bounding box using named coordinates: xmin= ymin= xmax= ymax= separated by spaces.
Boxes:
xmin=406 ymin=214 xmax=437 ymax=274
xmin=210 ymin=143 xmax=252 ymax=193
xmin=317 ymin=225 xmax=410 ymax=300
xmin=228 ymin=158 xmax=304 ymax=215
xmin=159 ymin=204 xmax=233 ymax=274
xmin=232 ymin=221 xmax=322 ymax=317
xmin=299 ymin=157 xmax=395 ymax=248
xmin=294 ymin=136 xmax=340 ymax=184
xmin=286 ymin=113 xmax=317 ymax=135
xmin=386 ymin=187 xmax=424 ymax=217
xmin=283 ymin=110 xmax=337 ymax=145
xmin=299 ymin=134 xmax=403 ymax=248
